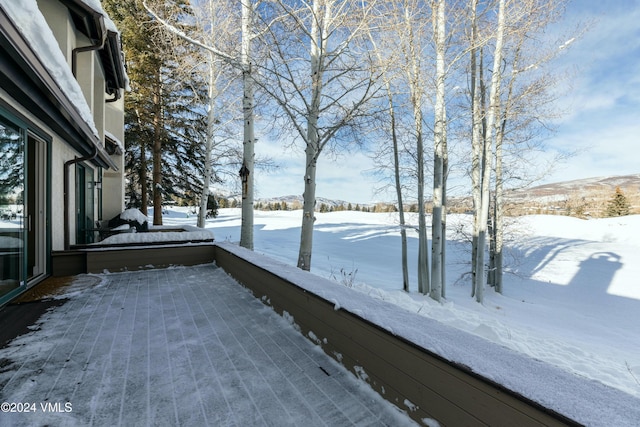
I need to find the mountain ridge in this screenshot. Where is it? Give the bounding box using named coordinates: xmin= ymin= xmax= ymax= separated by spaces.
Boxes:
xmin=216 ymin=173 xmax=639 ymax=216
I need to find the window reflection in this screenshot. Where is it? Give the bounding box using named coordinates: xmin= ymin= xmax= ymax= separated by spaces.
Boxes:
xmin=0 ymin=117 xmax=24 ymax=298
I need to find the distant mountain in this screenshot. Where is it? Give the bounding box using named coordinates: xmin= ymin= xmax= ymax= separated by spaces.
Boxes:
xmin=256 ymin=195 xmax=355 ymax=209
xmin=509 ymin=174 xmax=640 ymax=199
xmin=503 ymin=174 xmax=640 ymax=217
xmin=215 ymin=174 xmax=640 ymax=217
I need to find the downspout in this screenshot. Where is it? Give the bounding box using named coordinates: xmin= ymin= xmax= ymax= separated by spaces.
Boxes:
xmin=72 ymin=38 xmax=104 ymax=77
xmin=63 ymin=146 xmax=97 ymax=250
xmin=105 ymin=90 xmax=120 ymax=102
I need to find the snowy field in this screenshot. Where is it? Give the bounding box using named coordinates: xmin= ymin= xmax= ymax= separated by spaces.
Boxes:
xmin=157 ymin=207 xmax=640 ymax=402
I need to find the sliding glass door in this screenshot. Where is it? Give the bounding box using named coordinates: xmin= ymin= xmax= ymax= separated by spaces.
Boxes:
xmin=0 ymin=116 xmax=25 ymax=302
xmin=0 ymin=114 xmax=49 ymax=304
xmin=27 ymin=134 xmax=47 ymax=281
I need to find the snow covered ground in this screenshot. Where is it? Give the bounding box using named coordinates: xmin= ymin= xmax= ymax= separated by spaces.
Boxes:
xmin=158 ymin=207 xmax=640 ymax=402
xmin=1 ymin=206 xmax=638 ymax=425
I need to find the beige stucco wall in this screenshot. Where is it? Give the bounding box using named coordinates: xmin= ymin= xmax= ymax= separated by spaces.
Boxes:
xmin=103 ymin=99 xmax=126 ymax=220
xmin=2 ymin=0 xmax=126 ymax=248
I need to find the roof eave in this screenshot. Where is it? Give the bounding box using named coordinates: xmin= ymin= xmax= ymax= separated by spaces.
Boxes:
xmin=0 ymin=5 xmax=117 ymax=170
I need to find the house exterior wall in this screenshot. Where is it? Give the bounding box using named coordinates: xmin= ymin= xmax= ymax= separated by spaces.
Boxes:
xmin=51 ymin=141 xmax=79 ymax=250
xmin=38 ymin=0 xmax=125 ymax=235
xmin=103 ymin=98 xmax=125 ymax=220
xmin=0 ymin=0 xmax=126 ymax=303
xmin=36 ymin=0 xmax=126 ymax=226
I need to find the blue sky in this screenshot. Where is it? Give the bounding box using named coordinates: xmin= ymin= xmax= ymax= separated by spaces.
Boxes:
xmin=252 ymin=0 xmax=640 ymax=204
xmin=543 ymin=0 xmax=640 ymax=184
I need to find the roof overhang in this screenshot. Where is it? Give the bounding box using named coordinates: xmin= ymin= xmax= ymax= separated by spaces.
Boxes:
xmin=0 ymin=4 xmax=117 ymax=170
xmin=101 ymin=30 xmax=127 ymax=97
xmin=59 ymin=0 xmax=105 ymax=43
xmin=105 ymin=132 xmax=124 ymax=155
xmin=60 ymin=0 xmax=127 ymax=96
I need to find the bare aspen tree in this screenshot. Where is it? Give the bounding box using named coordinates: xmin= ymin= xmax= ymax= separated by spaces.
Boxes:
xmin=258 ymin=0 xmax=380 ymax=271
xmin=298 ymin=0 xmax=324 ymax=270
xmin=430 ymin=0 xmax=446 ymax=301
xmin=376 ymin=0 xmax=467 ymax=298
xmin=468 ymin=0 xmax=574 ymax=301
xmin=197 ymin=50 xmax=218 ymax=228
xmin=468 ymin=0 xmax=478 ymax=294
xmin=486 ymin=0 xmax=572 ymax=293
xmin=366 ymin=14 xmax=410 ymax=292
xmin=488 ymin=42 xmax=518 ymax=292
xmin=239 ymin=0 xmax=256 ymax=249
xmin=397 ymin=0 xmax=432 ymax=294
xmin=196 ymin=0 xmax=233 ymax=228
xmin=377 ymin=0 xmax=441 ymax=295
xmin=473 ymin=0 xmax=506 ymax=303
xmin=392 ymin=92 xmax=411 ymax=292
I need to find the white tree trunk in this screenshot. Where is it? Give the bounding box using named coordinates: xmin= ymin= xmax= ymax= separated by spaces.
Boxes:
xmin=239 ymin=0 xmax=255 ymax=249
xmin=297 ymin=0 xmax=325 ymax=270
xmin=366 ymin=15 xmax=410 ymax=292
xmin=475 ymin=0 xmax=506 ymax=304
xmin=399 ymin=5 xmax=430 ymax=294
xmin=416 ymin=113 xmax=429 ymax=295
xmin=493 ymin=119 xmax=505 ymax=292
xmin=430 ymin=0 xmax=446 ymax=302
xmin=391 ymin=95 xmax=410 ymax=292
xmin=469 ymin=0 xmax=481 ymax=297
xmin=198 ymin=51 xmax=217 ymax=228
xmin=298 ymin=146 xmax=318 ymax=270
xmin=441 ymin=122 xmax=448 ymax=298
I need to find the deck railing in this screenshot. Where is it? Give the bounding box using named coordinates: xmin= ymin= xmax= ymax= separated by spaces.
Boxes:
xmin=213 ymin=243 xmax=578 ymax=427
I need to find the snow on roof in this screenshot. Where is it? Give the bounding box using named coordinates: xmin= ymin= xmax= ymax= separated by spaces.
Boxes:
xmin=0 ymin=0 xmax=99 ymax=138
xmin=104 ymin=130 xmax=124 ymax=153
xmin=79 ymin=0 xmax=118 ymax=33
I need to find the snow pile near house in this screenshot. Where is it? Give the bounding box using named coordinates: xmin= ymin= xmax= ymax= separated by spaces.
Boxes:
xmin=119 ymin=208 xmax=149 ymax=224
xmin=0 ymin=0 xmax=98 ymax=138
xmin=99 ymin=224 xmax=214 ymax=245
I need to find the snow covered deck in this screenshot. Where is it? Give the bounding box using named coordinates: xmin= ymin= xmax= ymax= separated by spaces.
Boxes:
xmin=5 ymin=240 xmax=639 ymax=426
xmin=0 ymin=265 xmax=412 ymax=426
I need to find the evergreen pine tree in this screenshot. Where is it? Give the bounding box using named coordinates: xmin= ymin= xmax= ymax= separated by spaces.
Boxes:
xmin=103 ymin=0 xmax=208 ymax=223
xmin=0 ymin=121 xmax=23 ymax=201
xmin=206 ymin=194 xmax=218 ymax=218
xmin=606 ymin=187 xmax=631 ymax=217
